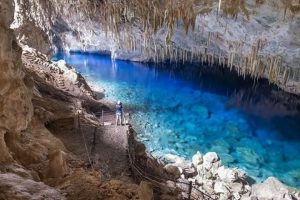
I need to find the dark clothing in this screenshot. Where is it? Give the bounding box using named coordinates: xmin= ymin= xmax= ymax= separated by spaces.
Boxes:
xmin=116 ymin=104 xmax=122 ymax=113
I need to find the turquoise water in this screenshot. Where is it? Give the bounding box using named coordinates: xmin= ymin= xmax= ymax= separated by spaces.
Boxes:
xmin=53 ymin=52 xmax=300 ymax=188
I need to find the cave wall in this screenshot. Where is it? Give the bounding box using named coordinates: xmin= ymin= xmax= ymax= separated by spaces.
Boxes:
xmin=11 ymin=0 xmax=114 ymax=55
xmin=11 ymin=0 xmax=300 ymax=63
xmin=0 ymin=0 xmax=33 ymax=163
xmin=11 ymin=0 xmax=300 ymax=94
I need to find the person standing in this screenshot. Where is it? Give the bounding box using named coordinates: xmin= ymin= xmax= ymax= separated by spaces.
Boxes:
xmin=115 ymin=100 xmax=123 ymax=126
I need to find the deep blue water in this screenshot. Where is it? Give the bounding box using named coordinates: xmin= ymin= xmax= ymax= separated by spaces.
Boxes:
xmin=53 ymin=52 xmax=300 ymax=188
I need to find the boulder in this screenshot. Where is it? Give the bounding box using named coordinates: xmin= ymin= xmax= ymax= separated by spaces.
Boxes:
xmin=135 ymin=142 xmax=146 ymax=156
xmin=138 ymin=181 xmax=153 ymax=200
xmin=251 ymin=177 xmax=297 ymax=200
xmin=202 ymin=152 xmax=221 ymax=172
xmin=192 ymin=151 xmax=203 ymax=167
xmin=217 ymin=166 xmax=246 ymax=183
xmin=163 ymin=154 xmax=191 ymax=169
xmin=203 ymin=152 xmax=220 ymax=163
xmin=203 ymin=159 xmax=213 ymax=171
xmin=230 ymin=182 xmax=244 ymax=194
xmin=202 ymin=179 xmax=215 ymax=195
xmin=164 ymin=164 xmax=181 ymax=180
xmin=214 ymin=181 xmax=230 ymax=194
xmin=183 ymin=167 xmax=197 ymax=178
xmin=46 ymin=150 xmax=68 ymax=178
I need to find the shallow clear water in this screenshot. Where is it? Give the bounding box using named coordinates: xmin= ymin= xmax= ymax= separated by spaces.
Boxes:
xmin=53 ymin=52 xmax=300 ymax=188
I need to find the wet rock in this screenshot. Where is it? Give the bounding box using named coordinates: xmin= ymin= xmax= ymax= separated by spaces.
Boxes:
xmin=190 ymin=105 xmax=208 ymax=118
xmin=210 ymin=145 xmax=230 ymax=154
xmin=219 ymin=153 xmax=235 ymax=164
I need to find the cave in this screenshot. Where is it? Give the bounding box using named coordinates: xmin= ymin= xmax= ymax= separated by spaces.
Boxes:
xmin=0 ymin=0 xmax=300 ymax=200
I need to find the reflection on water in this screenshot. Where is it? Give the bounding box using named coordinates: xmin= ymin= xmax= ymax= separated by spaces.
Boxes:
xmin=53 ymin=51 xmax=300 ymax=188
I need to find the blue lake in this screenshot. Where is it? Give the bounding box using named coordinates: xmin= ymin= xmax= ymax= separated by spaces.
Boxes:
xmin=53 ymin=52 xmax=300 ymax=188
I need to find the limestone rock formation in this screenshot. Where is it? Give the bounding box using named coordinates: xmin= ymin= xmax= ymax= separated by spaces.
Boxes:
xmin=164 ymin=164 xmax=181 ymax=180
xmin=0 ymin=1 xmax=147 ymax=199
xmin=251 ymin=177 xmax=298 ymax=200
xmin=165 ymin=151 xmax=300 ymax=200
xmin=192 ymin=151 xmax=203 ymax=167
xmin=11 ymin=0 xmax=300 ymax=94
xmin=0 ymin=173 xmax=65 ymax=200
xmin=46 ymin=150 xmax=69 ymax=178
xmin=1 ymin=0 xmax=300 ymax=199
xmin=0 ymin=0 xmax=33 ymax=164
xmin=138 ymin=181 xmax=154 ymax=200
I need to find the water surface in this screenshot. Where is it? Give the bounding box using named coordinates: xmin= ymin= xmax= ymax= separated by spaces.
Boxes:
xmin=53 ymin=52 xmax=300 ymax=188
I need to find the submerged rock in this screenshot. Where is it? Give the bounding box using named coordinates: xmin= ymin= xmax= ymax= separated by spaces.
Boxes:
xmin=235 ymin=147 xmax=264 ymax=165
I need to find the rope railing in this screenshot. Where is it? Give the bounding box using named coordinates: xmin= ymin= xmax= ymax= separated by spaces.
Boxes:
xmin=74 ymin=109 xmax=215 ymax=199
xmin=76 ymin=111 xmax=94 ymax=170
xmin=126 ymin=129 xmax=216 ymax=200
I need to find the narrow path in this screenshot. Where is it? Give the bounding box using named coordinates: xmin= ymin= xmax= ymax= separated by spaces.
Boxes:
xmin=48 ymin=116 xmax=133 ymax=182
xmin=92 ymin=125 xmax=131 ymax=180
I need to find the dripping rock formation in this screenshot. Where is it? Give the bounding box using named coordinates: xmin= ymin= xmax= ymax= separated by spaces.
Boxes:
xmin=12 ymin=0 xmax=300 ymax=94
xmin=0 ymin=0 xmax=300 ymax=199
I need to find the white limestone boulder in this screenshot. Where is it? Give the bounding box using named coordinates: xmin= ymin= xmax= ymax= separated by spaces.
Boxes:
xmin=201 ymin=152 xmax=221 ymax=177
xmin=203 ymin=152 xmax=219 ymax=163
xmin=214 ymin=181 xmax=230 ymax=194
xmin=217 ymin=166 xmax=246 ymax=183
xmin=251 ymin=177 xmax=298 ymax=200
xmin=192 ymin=151 xmax=203 ymax=167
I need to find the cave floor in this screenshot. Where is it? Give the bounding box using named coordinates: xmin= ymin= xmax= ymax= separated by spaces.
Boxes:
xmin=48 ymin=117 xmax=133 ymax=182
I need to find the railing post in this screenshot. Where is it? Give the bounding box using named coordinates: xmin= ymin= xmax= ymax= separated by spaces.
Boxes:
xmin=93 ymin=126 xmax=97 ymax=145
xmin=77 ymin=111 xmax=81 ymax=131
xmin=101 ymin=109 xmax=104 ymax=126
xmin=188 ymin=181 xmax=192 ymax=200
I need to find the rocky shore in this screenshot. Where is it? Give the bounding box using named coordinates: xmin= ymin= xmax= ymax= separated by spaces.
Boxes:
xmin=1 ymin=0 xmax=300 ymax=199
xmin=32 ymin=45 xmax=300 ymax=199
xmin=127 ymin=126 xmax=300 ymax=200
